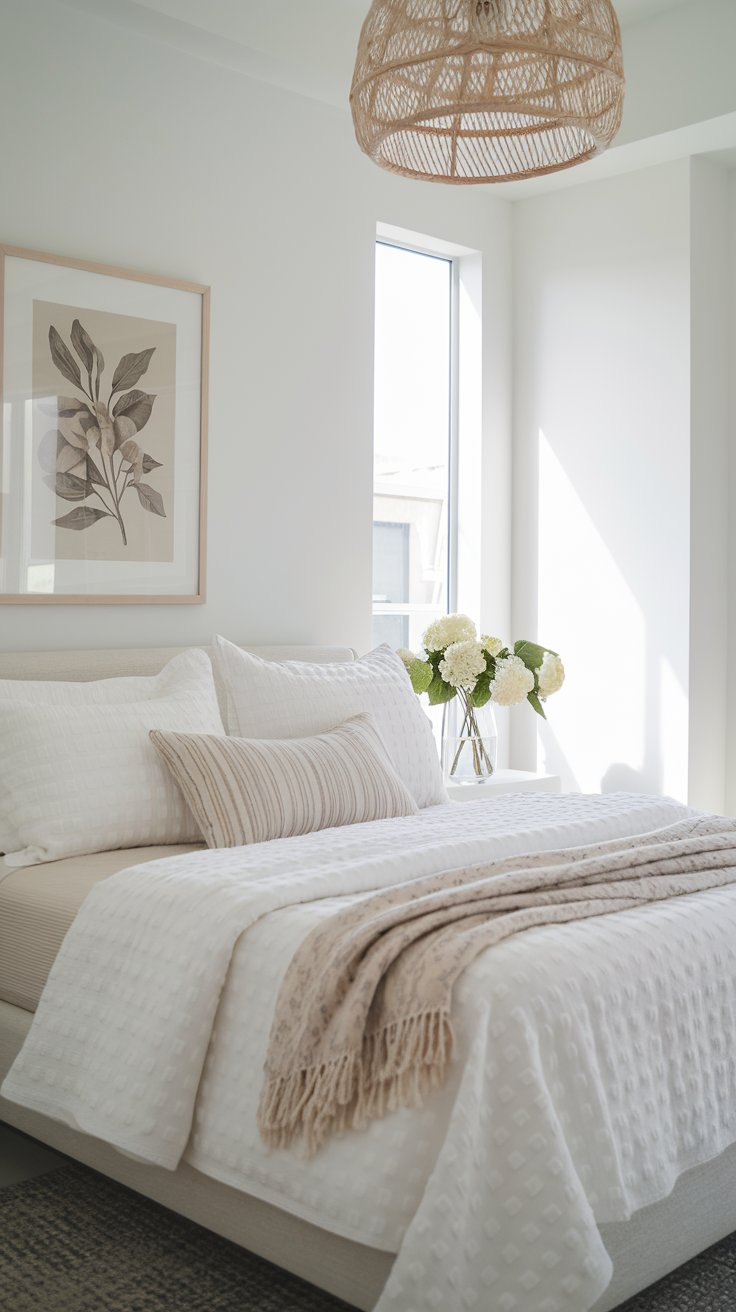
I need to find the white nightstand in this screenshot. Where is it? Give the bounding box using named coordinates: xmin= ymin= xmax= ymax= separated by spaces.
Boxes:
xmin=446 ymin=770 xmax=562 ymax=801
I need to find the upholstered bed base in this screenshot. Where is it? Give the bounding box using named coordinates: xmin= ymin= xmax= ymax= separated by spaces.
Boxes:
xmin=3 ymin=644 xmax=736 ymax=1310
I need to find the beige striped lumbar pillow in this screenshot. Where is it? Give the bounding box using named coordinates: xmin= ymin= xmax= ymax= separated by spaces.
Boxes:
xmin=150 ymin=713 xmax=418 ymax=848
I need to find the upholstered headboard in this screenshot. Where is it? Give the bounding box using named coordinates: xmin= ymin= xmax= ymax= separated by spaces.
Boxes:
xmin=0 ymin=644 xmax=355 ymax=683
xmin=0 ymin=644 xmax=356 ymax=725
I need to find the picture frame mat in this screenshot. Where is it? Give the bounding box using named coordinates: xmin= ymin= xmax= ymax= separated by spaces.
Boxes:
xmin=0 ymin=245 xmax=208 ymax=603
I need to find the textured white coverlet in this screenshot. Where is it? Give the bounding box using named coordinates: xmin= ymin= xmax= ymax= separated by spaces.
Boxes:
xmin=5 ymin=792 xmax=736 ymax=1312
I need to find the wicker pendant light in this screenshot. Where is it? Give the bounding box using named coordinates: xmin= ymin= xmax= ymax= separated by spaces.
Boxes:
xmin=350 ymin=0 xmax=625 ymax=184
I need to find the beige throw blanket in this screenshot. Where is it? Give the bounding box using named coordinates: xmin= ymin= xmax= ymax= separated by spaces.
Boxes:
xmin=258 ymin=815 xmax=736 ymax=1154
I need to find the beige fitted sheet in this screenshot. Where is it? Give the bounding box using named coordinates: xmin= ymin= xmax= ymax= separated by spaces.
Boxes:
xmin=0 ymin=845 xmax=203 ymax=1012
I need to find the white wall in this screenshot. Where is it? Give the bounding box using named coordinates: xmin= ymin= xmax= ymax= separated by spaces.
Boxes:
xmin=511 ymin=162 xmax=693 ymax=799
xmin=727 ymin=173 xmax=736 ymax=816
xmin=689 ymin=158 xmax=730 ymax=813
xmin=0 ymin=0 xmax=511 ymax=656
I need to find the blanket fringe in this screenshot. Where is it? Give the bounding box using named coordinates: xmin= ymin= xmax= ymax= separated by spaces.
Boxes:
xmin=257 ymin=1009 xmax=454 ymax=1155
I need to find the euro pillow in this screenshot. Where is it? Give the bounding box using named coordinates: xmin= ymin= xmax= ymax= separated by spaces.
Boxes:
xmin=150 ymin=713 xmax=419 ymax=849
xmin=0 ymin=659 xmax=201 ymax=706
xmin=212 ymin=637 xmax=446 ymax=809
xmin=0 ymin=649 xmax=224 ymax=867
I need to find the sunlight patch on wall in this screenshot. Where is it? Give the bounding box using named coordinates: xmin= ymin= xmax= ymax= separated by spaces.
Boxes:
xmin=537 ymin=430 xmax=647 ymax=794
xmin=660 ymin=656 xmax=688 ymax=801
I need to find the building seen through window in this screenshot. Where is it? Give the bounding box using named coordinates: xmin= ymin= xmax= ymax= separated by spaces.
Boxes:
xmin=372 ymin=242 xmax=453 ymax=652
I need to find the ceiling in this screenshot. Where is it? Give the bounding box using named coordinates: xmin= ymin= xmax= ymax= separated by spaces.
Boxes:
xmin=613 ymin=0 xmax=687 ymax=18
xmin=59 ymin=0 xmax=693 ymax=113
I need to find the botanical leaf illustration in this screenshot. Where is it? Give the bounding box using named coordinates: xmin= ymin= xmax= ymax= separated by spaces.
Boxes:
xmin=38 ymin=430 xmax=65 ymax=475
xmin=93 ymin=402 xmax=115 ymax=457
xmin=57 ymin=442 xmax=87 ymax=475
xmin=43 ymin=322 xmax=164 ymax=546
xmin=49 ymin=326 xmax=82 ymax=389
xmin=53 ymin=506 xmax=110 ymax=530
xmin=113 ymin=416 xmax=137 ymax=448
xmin=70 ymin=319 xmax=96 ymax=372
xmin=86 ymin=456 xmax=107 ymax=487
xmin=112 ymin=389 xmax=155 ymax=433
xmin=43 ymin=471 xmax=92 ymax=502
xmin=58 ymin=411 xmax=90 ymax=450
xmin=135 ymin=482 xmax=166 ymax=517
xmin=120 ymin=438 xmax=144 ymax=483
xmin=56 ymin=396 xmax=93 ymax=418
xmin=94 ymin=344 xmax=105 ymax=402
xmin=110 ymin=348 xmax=155 ymax=397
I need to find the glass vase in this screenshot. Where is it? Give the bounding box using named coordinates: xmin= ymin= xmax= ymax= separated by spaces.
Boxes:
xmin=441 ymin=695 xmax=497 ymax=784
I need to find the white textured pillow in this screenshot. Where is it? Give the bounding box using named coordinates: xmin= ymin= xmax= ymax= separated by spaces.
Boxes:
xmin=0 ymin=649 xmax=223 ymax=867
xmin=0 ymin=661 xmax=195 ymax=705
xmin=151 ymin=713 xmax=419 ymax=849
xmin=212 ymin=636 xmax=446 ymax=809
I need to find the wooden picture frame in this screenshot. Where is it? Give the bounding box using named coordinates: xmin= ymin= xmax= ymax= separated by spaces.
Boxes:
xmin=0 ymin=245 xmax=208 ymax=604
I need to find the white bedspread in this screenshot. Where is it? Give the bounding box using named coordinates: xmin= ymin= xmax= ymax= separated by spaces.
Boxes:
xmin=5 ymin=792 xmax=736 ymax=1312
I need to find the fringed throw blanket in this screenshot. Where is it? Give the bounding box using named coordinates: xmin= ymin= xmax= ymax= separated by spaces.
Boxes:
xmin=258 ymin=814 xmax=736 ymax=1154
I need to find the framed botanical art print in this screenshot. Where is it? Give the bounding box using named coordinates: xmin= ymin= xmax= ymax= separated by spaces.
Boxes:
xmin=0 ymin=246 xmax=208 ymax=603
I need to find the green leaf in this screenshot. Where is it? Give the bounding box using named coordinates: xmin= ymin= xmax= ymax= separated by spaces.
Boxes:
xmin=514 ymin=640 xmax=548 ymax=673
xmin=527 ymin=689 xmax=547 ymax=719
xmin=48 ymin=326 xmax=82 ymax=390
xmin=468 ymin=670 xmax=492 ymax=708
xmin=427 ymin=674 xmax=456 ymax=706
xmin=408 ymin=658 xmax=433 ymax=695
xmin=53 ymin=505 xmax=110 ymax=531
xmin=135 ymin=481 xmax=166 ymax=517
xmin=112 ymin=388 xmax=155 ymax=433
xmin=44 ymin=471 xmax=92 ymax=502
xmin=111 ymin=348 xmax=155 ymax=396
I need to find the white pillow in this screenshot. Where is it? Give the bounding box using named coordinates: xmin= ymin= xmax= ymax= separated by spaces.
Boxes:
xmin=0 ymin=662 xmax=195 ymax=705
xmin=212 ymin=636 xmax=446 ymax=809
xmin=0 ymin=649 xmax=223 ymax=867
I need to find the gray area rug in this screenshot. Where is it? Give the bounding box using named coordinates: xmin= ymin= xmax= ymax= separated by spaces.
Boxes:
xmin=2 ymin=1161 xmax=736 ymax=1311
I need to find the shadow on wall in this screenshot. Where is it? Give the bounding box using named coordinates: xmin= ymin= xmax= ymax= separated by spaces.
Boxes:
xmin=539 ymin=709 xmax=670 ymax=798
xmin=600 ymin=764 xmax=655 ymax=795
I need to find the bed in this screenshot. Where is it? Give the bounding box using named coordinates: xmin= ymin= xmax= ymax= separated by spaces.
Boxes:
xmin=2 ymin=644 xmax=736 ymax=1312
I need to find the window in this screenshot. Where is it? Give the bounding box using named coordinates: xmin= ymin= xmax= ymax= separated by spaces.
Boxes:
xmin=372 ymin=242 xmax=454 ymax=653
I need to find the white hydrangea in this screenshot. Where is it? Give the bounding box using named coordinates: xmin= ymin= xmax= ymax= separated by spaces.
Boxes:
xmin=439 ymin=640 xmax=487 ymax=690
xmin=489 ymin=655 xmax=534 ymax=706
xmin=422 ymin=613 xmax=477 ymax=652
xmin=396 ymin=648 xmax=416 ymax=670
xmin=538 ymin=651 xmax=565 ymax=698
xmin=481 ymin=635 xmax=504 ymax=657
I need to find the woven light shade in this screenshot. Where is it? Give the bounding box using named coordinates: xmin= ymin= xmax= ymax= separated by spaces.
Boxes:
xmin=350 ymin=0 xmax=625 ymax=184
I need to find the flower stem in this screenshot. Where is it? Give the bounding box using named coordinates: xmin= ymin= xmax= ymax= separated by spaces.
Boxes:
xmin=447 ymin=691 xmax=495 ymax=779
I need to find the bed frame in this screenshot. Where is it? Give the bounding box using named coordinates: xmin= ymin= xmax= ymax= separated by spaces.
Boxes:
xmin=2 ymin=644 xmax=736 ymax=1312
